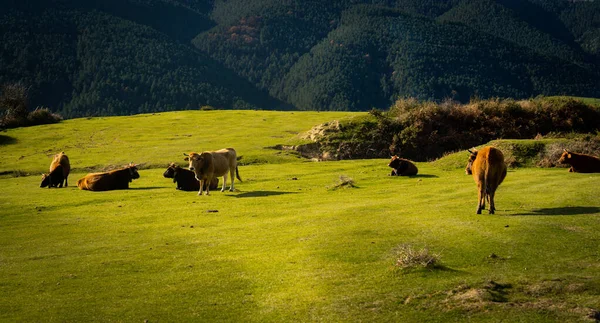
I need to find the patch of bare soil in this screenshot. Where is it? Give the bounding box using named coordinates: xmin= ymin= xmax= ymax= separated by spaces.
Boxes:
xmin=439 ymin=279 xmax=598 ymax=321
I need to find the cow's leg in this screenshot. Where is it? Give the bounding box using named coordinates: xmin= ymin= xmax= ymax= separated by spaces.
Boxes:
xmin=229 ymin=168 xmax=235 ymax=191
xmin=476 ymin=182 xmax=485 ymax=214
xmin=198 ymin=179 xmax=204 ymax=196
xmin=65 ymin=175 xmax=68 ymax=187
xmin=488 ymin=190 xmax=496 ymax=214
xmin=221 ymin=175 xmax=227 ymax=192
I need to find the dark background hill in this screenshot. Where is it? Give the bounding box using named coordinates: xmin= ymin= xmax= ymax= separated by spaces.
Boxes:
xmin=1 ymin=0 xmax=599 ymax=118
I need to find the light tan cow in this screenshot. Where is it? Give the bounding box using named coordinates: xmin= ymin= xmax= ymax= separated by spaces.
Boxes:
xmin=184 ymin=148 xmax=241 ymax=195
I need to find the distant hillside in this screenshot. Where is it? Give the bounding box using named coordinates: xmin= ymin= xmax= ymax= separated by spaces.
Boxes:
xmin=1 ymin=0 xmax=599 ymax=117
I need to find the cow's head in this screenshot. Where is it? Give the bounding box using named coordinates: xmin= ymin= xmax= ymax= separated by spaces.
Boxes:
xmin=388 ymin=155 xmax=400 ymax=168
xmin=128 ymin=163 xmax=140 ymax=180
xmin=465 ymin=149 xmax=478 ymax=175
xmin=558 ymin=149 xmax=571 ymax=164
xmin=40 ymin=173 xmax=51 ymax=188
xmin=163 ymin=163 xmax=177 ymax=179
xmin=184 ymin=152 xmax=203 ymax=171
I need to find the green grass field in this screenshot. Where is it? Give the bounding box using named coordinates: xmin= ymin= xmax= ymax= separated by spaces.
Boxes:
xmin=1 ymin=111 xmax=599 ymax=322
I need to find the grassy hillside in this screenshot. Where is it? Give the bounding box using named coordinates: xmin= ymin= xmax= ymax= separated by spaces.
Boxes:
xmin=0 ymin=110 xmax=361 ymax=175
xmin=0 ymin=111 xmax=599 ymax=322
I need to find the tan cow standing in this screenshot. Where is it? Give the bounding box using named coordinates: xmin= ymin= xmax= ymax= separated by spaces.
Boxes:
xmin=465 ymin=147 xmax=507 ymax=214
xmin=184 ymin=148 xmax=241 ymax=196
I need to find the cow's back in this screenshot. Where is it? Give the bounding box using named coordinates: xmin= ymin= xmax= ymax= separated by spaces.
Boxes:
xmin=211 ymin=148 xmax=237 ymax=177
xmin=77 ymin=172 xmax=118 ymax=191
xmin=50 ymin=152 xmax=70 ymax=176
xmin=472 ymin=147 xmax=506 ymax=187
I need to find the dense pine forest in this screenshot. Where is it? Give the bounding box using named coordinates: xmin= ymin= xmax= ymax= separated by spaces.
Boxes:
xmin=1 ymin=0 xmax=599 ymax=118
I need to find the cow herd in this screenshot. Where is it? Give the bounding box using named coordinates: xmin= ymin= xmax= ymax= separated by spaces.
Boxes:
xmin=40 ymin=146 xmax=600 ymax=214
xmin=39 ymin=148 xmax=242 ymax=195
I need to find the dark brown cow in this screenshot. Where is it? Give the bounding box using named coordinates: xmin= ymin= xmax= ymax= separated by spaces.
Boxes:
xmin=558 ymin=149 xmax=600 ymax=173
xmin=77 ymin=163 xmax=140 ymax=191
xmin=184 ymin=148 xmax=241 ymax=196
xmin=388 ymin=155 xmax=418 ymax=176
xmin=465 ymin=147 xmax=507 ymax=214
xmin=41 ymin=152 xmax=70 ymax=188
xmin=163 ymin=162 xmax=218 ymax=191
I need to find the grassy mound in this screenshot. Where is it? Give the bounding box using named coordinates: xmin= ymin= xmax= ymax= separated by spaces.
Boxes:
xmin=305 ymin=97 xmax=600 ymax=161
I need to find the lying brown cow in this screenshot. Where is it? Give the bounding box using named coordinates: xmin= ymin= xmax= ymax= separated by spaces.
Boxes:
xmin=77 ymin=163 xmax=140 ymax=191
xmin=184 ymin=148 xmax=241 ymax=196
xmin=163 ymin=162 xmax=218 ymax=191
xmin=388 ymin=155 xmax=418 ymax=176
xmin=558 ymin=149 xmax=600 ymax=173
xmin=41 ymin=152 xmax=70 ymax=188
xmin=465 ymin=147 xmax=507 ymax=214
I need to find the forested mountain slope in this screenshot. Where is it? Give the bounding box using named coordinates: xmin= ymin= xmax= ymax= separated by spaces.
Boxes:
xmin=1 ymin=0 xmax=599 ymax=117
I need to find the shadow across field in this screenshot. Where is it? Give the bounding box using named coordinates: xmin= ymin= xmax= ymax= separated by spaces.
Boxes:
xmin=230 ymin=191 xmax=299 ymax=198
xmin=514 ymin=206 xmax=600 ymax=216
xmin=0 ymin=134 xmax=17 ymax=146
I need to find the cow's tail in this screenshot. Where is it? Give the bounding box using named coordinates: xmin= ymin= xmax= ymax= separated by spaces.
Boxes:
xmin=236 ymin=165 xmax=242 ymax=182
xmin=484 ymin=163 xmax=492 ymax=203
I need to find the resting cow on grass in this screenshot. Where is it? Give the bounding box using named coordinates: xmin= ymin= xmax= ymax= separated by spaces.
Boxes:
xmin=558 ymin=149 xmax=600 ymax=173
xmin=163 ymin=162 xmax=218 ymax=191
xmin=388 ymin=155 xmax=418 ymax=176
xmin=184 ymin=148 xmax=241 ymax=196
xmin=465 ymin=147 xmax=507 ymax=215
xmin=40 ymin=152 xmax=70 ymax=188
xmin=77 ymin=163 xmax=140 ymax=191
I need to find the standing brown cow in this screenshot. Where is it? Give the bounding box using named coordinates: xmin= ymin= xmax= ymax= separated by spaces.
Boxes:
xmin=77 ymin=163 xmax=140 ymax=191
xmin=465 ymin=147 xmax=507 ymax=214
xmin=40 ymin=152 xmax=70 ymax=188
xmin=184 ymin=148 xmax=241 ymax=196
xmin=558 ymin=149 xmax=600 ymax=173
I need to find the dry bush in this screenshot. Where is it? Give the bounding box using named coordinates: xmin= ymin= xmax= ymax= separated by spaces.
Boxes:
xmin=394 ymin=244 xmax=440 ymax=269
xmin=329 ymin=175 xmax=356 ymax=190
xmin=27 ymin=107 xmax=62 ymax=125
xmin=1 ymin=83 xmax=63 ymax=128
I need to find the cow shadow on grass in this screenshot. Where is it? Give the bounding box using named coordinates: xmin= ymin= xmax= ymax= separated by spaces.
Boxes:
xmin=412 ymin=174 xmax=438 ymax=179
xmin=0 ymin=134 xmax=17 ymax=146
xmin=230 ymin=191 xmax=299 ymax=198
xmin=390 ymin=174 xmax=438 ymax=179
xmin=128 ymin=186 xmax=164 ymax=190
xmin=513 ymin=206 xmax=600 ymax=216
